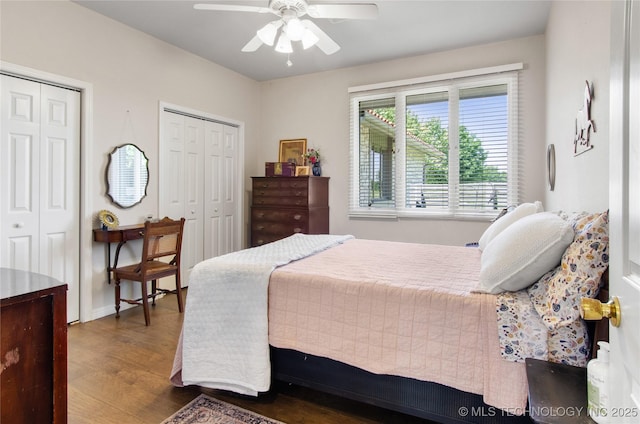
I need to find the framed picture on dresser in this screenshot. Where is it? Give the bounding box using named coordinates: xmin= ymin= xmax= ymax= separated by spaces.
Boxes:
xmin=279 ymin=138 xmax=307 ymax=166
xmin=295 ymin=166 xmax=310 ymax=176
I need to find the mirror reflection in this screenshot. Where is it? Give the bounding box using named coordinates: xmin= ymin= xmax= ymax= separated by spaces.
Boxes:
xmin=106 ymin=143 xmax=149 ymax=208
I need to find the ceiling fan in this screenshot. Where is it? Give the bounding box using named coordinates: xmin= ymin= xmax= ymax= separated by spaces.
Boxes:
xmin=194 ymin=1 xmax=378 ymax=58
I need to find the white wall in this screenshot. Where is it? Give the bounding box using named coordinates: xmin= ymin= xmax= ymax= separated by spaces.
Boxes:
xmin=257 ymin=35 xmax=547 ymax=245
xmin=544 ymin=0 xmax=611 ymax=213
xmin=1 ymin=0 xmax=607 ymax=321
xmin=0 ymin=0 xmax=261 ymax=320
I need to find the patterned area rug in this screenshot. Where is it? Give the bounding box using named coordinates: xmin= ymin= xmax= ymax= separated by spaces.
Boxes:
xmin=162 ymin=394 xmax=286 ymax=424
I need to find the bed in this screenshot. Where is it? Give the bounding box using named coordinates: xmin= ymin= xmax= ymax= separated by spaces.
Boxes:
xmin=170 ymin=208 xmax=609 ymax=424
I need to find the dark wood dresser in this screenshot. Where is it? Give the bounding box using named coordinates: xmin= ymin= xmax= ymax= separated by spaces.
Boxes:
xmin=251 ymin=176 xmax=329 ymax=247
xmin=1 ymin=268 xmax=67 ymax=424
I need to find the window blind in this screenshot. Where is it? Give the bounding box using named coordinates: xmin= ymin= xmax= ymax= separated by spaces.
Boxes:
xmin=357 ymin=97 xmax=396 ymax=209
xmin=349 ymin=66 xmax=520 ymax=219
xmin=405 ymin=91 xmax=449 ymax=209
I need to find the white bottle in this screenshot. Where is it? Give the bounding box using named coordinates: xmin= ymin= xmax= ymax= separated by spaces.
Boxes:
xmin=587 ymin=341 xmax=610 ymax=423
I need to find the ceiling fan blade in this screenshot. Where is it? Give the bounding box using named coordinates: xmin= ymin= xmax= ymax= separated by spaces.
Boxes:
xmin=302 ymin=20 xmax=340 ymax=55
xmin=194 ymin=3 xmax=273 ymax=14
xmin=307 ymin=3 xmax=378 ymax=20
xmin=241 ymin=35 xmax=264 ymax=52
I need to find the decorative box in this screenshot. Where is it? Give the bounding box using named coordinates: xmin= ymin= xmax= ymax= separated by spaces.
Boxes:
xmin=265 ymin=162 xmax=296 ymax=177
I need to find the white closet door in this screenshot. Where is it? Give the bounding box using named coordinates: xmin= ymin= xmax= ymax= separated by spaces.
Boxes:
xmin=160 ymin=112 xmax=185 ymax=220
xmin=160 ymin=106 xmax=241 ymax=285
xmin=183 ymin=116 xmax=204 ymax=279
xmin=203 ymin=121 xmax=224 ymax=259
xmin=1 ymin=75 xmax=80 ymax=322
xmin=223 ymin=125 xmax=239 ymax=253
xmin=39 ymin=83 xmax=80 ymax=319
xmin=203 ymin=122 xmax=239 ymax=257
xmin=1 ymin=76 xmax=41 ymax=271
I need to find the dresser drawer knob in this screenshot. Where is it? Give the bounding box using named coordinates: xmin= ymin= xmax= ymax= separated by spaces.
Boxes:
xmin=293 ymin=228 xmax=302 ymax=233
xmin=257 ymin=225 xmax=264 ymax=230
xmin=293 ymin=214 xmax=301 ymax=220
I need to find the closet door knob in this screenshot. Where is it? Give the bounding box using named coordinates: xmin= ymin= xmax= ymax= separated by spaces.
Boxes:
xmin=13 ymin=222 xmax=24 ymax=228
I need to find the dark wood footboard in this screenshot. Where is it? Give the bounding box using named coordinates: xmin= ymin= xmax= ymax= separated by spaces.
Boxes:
xmin=271 ymin=347 xmax=532 ymax=424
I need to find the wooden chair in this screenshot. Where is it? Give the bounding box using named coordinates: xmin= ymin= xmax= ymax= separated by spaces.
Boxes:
xmin=112 ymin=217 xmax=185 ymax=326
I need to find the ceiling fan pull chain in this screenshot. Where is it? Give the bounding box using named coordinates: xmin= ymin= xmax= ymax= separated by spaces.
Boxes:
xmin=286 ymin=53 xmax=293 ymax=67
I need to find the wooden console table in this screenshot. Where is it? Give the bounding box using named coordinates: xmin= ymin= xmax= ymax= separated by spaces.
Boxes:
xmin=0 ymin=268 xmax=67 ymax=424
xmin=93 ymin=223 xmax=145 ymax=285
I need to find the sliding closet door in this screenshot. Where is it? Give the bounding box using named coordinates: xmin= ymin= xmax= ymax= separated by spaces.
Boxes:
xmin=183 ymin=116 xmax=204 ymax=279
xmin=222 ymin=125 xmax=239 ymax=254
xmin=203 ymin=120 xmax=224 ymax=259
xmin=0 ymin=76 xmax=41 ymax=270
xmin=160 ymin=112 xmax=204 ymax=283
xmin=0 ymin=75 xmax=80 ymax=322
xmin=160 ymin=107 xmax=241 ymax=284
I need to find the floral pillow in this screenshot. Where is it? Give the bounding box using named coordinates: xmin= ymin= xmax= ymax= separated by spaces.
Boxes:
xmin=528 ymin=210 xmax=609 ymax=330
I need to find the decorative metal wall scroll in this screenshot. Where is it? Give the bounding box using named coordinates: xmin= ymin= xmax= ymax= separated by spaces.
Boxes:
xmin=574 ymin=80 xmax=595 ymax=156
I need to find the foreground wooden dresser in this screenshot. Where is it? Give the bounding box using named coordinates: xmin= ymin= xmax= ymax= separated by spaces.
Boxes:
xmin=0 ymin=268 xmax=67 ymax=424
xmin=251 ymin=176 xmax=329 ymax=246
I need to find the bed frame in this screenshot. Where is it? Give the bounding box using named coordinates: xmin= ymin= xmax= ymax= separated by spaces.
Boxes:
xmin=271 ymin=346 xmax=530 ymax=424
xmin=270 ymin=271 xmax=610 ymax=424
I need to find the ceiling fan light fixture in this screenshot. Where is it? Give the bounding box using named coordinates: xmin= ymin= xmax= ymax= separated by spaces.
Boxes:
xmin=275 ymin=32 xmax=293 ymax=53
xmin=257 ymin=21 xmax=278 ymax=46
xmin=285 ymin=18 xmax=305 ymax=41
xmin=195 ymin=0 xmax=379 ymax=62
xmin=301 ymin=28 xmax=319 ymax=49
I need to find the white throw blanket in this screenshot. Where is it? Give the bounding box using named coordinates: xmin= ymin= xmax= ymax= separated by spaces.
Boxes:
xmin=172 ymin=233 xmax=353 ymax=395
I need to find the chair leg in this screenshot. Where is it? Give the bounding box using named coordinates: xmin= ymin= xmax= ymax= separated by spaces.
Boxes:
xmin=115 ymin=278 xmax=121 ymax=319
xmin=151 ymin=279 xmax=157 ymax=306
xmin=175 ymin=273 xmax=184 ymax=313
xmin=141 ymin=281 xmax=151 ymax=326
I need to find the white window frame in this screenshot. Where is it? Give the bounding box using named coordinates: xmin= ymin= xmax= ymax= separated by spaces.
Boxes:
xmin=349 ymin=63 xmax=522 ymax=220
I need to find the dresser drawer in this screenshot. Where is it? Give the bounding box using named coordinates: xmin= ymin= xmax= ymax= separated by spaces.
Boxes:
xmin=251 ymin=223 xmax=308 ymax=246
xmin=252 ymin=208 xmax=308 ymax=224
xmin=251 ymin=207 xmax=308 ymax=241
xmin=253 ymin=191 xmax=309 ymax=206
xmin=252 ymin=178 xmax=309 ymax=190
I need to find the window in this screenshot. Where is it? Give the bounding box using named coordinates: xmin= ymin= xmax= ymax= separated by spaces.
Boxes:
xmin=349 ymin=65 xmax=520 ymax=219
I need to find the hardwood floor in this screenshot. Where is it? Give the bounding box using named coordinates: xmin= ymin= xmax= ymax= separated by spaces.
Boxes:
xmin=68 ymin=290 xmax=433 ymax=423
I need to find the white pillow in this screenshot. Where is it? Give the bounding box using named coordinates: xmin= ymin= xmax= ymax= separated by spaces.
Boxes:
xmin=476 ymin=212 xmax=574 ymax=294
xmin=478 ymin=201 xmax=543 ymax=251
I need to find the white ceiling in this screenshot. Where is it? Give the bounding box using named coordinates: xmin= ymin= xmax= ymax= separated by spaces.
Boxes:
xmin=74 ymin=0 xmax=551 ymax=81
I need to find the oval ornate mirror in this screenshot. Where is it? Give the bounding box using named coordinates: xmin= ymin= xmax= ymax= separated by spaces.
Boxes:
xmin=106 ymin=143 xmax=149 ymax=208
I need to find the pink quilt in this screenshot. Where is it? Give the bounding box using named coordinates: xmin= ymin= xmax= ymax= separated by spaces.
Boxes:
xmin=268 ymin=239 xmax=528 ymax=412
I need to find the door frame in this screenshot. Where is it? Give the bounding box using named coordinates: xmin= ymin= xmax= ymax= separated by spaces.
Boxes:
xmin=1 ymin=61 xmax=94 ymax=323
